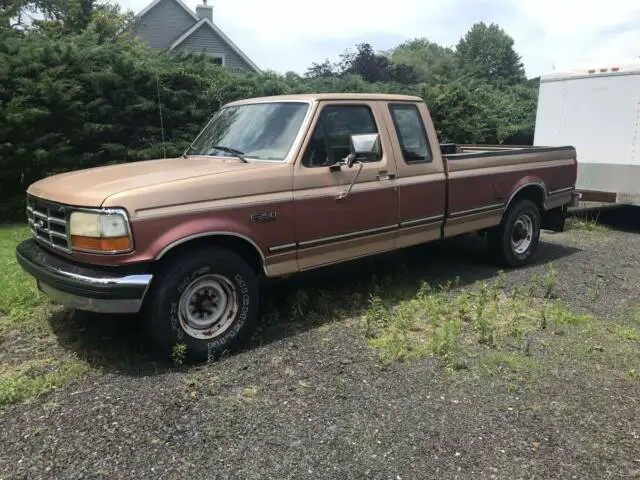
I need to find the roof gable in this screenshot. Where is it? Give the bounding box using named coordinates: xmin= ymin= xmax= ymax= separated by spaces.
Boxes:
xmin=135 ymin=0 xmax=261 ymax=74
xmin=169 ymin=17 xmax=261 ymax=73
xmin=136 ymin=0 xmax=199 ymax=22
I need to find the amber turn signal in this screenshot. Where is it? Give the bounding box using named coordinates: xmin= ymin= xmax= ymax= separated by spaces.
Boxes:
xmin=71 ymin=235 xmax=132 ymax=252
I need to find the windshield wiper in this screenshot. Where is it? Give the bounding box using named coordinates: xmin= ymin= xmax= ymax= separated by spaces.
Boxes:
xmin=182 ymin=144 xmax=248 ymax=163
xmin=211 ymin=145 xmax=248 ymax=163
xmin=182 ymin=143 xmax=194 ymax=158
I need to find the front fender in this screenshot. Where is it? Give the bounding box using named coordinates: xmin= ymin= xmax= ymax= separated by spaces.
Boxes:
xmin=132 ymin=213 xmax=266 ymax=262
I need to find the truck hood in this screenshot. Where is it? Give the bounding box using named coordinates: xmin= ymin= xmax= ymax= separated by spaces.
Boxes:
xmin=27 ymin=156 xmax=279 ymax=207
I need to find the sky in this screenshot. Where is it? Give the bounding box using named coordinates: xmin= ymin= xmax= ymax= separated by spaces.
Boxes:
xmin=118 ymin=0 xmax=640 ymax=78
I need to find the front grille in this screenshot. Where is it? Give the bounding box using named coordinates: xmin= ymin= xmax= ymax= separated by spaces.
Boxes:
xmin=26 ymin=195 xmax=71 ymax=253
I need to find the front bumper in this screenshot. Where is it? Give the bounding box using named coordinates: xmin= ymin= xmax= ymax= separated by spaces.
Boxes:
xmin=16 ymin=238 xmax=153 ymax=314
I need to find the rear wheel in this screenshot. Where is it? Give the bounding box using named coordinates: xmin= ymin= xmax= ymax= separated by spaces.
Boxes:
xmin=488 ymin=199 xmax=541 ymax=267
xmin=144 ymin=247 xmax=259 ymax=364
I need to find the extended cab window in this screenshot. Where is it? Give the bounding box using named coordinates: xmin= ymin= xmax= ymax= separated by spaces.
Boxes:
xmin=303 ymin=105 xmax=381 ymax=167
xmin=389 ymin=103 xmax=432 ymax=164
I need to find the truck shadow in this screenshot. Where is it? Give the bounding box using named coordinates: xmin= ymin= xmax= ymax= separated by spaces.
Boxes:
xmin=47 ymin=234 xmax=581 ymax=376
xmin=255 ymin=234 xmax=581 ymax=346
xmin=48 ymin=309 xmax=164 ymax=376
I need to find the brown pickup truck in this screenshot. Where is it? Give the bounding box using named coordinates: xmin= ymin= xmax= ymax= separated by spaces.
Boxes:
xmin=16 ymin=93 xmax=579 ymax=362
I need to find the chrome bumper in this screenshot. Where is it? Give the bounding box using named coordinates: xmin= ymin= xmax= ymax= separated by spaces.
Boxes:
xmin=16 ymin=239 xmax=152 ymax=314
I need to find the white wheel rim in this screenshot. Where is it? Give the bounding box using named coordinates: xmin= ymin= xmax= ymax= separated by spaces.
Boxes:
xmin=178 ymin=274 xmax=238 ymax=340
xmin=511 ymin=214 xmax=534 ymax=255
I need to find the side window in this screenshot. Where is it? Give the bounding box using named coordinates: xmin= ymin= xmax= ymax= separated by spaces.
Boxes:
xmin=389 ymin=103 xmax=432 ymax=164
xmin=302 ymin=105 xmax=381 ymax=167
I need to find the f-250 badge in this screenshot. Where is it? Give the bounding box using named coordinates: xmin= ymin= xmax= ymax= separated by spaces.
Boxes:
xmin=249 ymin=211 xmax=277 ymax=223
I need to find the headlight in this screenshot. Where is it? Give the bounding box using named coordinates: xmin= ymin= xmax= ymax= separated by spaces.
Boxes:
xmin=69 ymin=209 xmax=133 ymax=253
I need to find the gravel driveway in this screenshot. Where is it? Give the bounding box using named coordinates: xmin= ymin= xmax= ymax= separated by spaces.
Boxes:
xmin=1 ymin=207 xmax=639 ymax=480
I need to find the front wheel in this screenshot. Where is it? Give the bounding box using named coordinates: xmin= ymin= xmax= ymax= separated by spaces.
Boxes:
xmin=143 ymin=247 xmax=259 ymax=364
xmin=488 ymin=199 xmax=541 ymax=267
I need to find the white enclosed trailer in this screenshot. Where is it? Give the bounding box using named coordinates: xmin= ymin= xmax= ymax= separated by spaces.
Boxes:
xmin=533 ymin=60 xmax=640 ymax=205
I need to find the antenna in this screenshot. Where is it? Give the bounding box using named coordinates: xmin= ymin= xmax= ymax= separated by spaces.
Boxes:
xmin=156 ymin=74 xmax=166 ymax=159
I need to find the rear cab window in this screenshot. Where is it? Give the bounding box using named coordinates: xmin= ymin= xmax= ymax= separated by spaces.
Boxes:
xmin=389 ymin=103 xmax=432 ymax=164
xmin=302 ymin=104 xmax=382 ymax=168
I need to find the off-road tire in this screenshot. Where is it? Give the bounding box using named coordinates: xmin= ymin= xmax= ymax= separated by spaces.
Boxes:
xmin=488 ymin=199 xmax=541 ymax=267
xmin=143 ymin=247 xmax=259 ymax=364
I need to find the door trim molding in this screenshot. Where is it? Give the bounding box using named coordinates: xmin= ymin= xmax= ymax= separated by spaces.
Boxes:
xmin=449 ymin=202 xmax=504 ymax=219
xmin=270 ymin=214 xmax=448 ymax=253
xmin=298 ymin=223 xmax=399 ymax=249
xmin=268 ymin=243 xmax=297 ymax=253
xmin=269 ymin=223 xmax=400 ymax=252
xmin=399 ymin=214 xmax=444 ymax=228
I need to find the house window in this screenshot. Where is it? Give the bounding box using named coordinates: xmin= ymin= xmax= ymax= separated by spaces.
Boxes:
xmin=212 ymin=56 xmax=223 ymax=66
xmin=302 ymin=105 xmax=381 ymax=167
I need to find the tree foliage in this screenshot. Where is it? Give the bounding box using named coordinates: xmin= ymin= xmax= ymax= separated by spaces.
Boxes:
xmin=0 ymin=3 xmax=540 ymax=219
xmin=390 ymin=38 xmax=460 ymax=84
xmin=306 ymin=43 xmax=420 ymax=85
xmin=456 ymin=22 xmax=526 ymax=85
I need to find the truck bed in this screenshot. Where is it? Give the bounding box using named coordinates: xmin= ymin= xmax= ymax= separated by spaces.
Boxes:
xmin=441 ymin=143 xmax=576 ymax=158
xmin=437 ymin=144 xmax=578 ymax=238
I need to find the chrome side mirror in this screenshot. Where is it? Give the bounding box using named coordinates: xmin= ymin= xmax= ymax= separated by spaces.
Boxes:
xmin=347 ymin=133 xmax=380 ymax=167
xmin=336 ymin=133 xmax=379 ymax=200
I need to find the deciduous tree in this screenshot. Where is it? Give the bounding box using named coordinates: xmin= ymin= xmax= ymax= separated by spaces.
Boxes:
xmin=456 ymin=22 xmax=526 ymax=85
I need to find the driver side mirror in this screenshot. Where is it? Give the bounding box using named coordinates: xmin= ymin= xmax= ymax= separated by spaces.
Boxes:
xmin=346 ymin=133 xmax=380 ymax=167
xmin=332 ymin=133 xmax=379 ymax=199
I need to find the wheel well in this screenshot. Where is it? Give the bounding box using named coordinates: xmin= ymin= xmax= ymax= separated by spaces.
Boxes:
xmin=155 ymin=234 xmax=264 ymax=274
xmin=508 ymin=184 xmax=545 ymax=211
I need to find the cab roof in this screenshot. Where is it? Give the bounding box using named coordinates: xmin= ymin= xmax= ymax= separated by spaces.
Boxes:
xmin=225 ymin=93 xmax=424 ymax=106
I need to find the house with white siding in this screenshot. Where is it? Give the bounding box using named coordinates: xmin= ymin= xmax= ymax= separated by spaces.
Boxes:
xmin=133 ymin=0 xmax=261 ymax=73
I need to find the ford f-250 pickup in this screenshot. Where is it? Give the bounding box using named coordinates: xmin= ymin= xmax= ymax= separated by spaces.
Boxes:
xmin=16 ymin=93 xmax=579 ymax=363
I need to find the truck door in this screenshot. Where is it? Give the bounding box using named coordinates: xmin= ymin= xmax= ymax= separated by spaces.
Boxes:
xmin=382 ymin=101 xmax=447 ymax=248
xmin=293 ymin=101 xmax=399 ymax=271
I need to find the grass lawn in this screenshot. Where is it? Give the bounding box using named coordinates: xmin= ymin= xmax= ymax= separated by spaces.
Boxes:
xmin=0 ymin=225 xmax=89 ymax=406
xmin=0 ymin=225 xmax=48 ymax=324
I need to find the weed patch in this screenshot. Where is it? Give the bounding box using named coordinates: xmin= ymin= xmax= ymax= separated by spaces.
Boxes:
xmin=568 ymin=219 xmax=609 ymax=233
xmin=361 ymin=271 xmax=594 ymax=375
xmin=545 ymin=301 xmax=592 ymax=326
xmin=567 ymin=209 xmax=609 ymax=233
xmin=430 ymin=319 xmax=461 ymax=371
xmin=0 ymin=359 xmax=89 ymax=406
xmin=479 ymin=351 xmax=542 ymax=377
xmin=171 ymin=343 xmax=187 ymax=366
xmin=610 ymin=325 xmax=640 ymax=342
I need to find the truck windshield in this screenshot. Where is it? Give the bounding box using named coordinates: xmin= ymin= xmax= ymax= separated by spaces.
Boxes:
xmin=187 ymin=101 xmax=309 ymax=162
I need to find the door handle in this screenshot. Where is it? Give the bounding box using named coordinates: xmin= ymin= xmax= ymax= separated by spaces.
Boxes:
xmin=377 ymin=171 xmax=396 ymax=181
